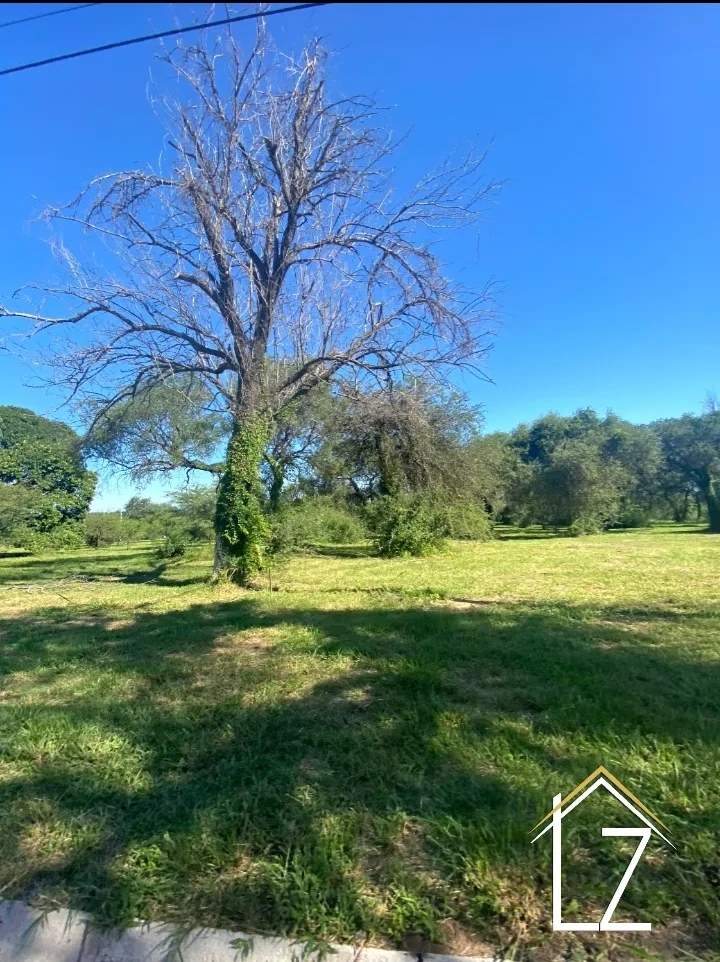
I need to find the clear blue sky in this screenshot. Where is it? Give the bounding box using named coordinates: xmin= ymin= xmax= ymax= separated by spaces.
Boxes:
xmin=1 ymin=3 xmax=718 ymax=509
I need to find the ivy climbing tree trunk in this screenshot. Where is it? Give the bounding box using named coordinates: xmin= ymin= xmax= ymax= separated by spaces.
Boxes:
xmin=213 ymin=414 xmax=271 ymax=584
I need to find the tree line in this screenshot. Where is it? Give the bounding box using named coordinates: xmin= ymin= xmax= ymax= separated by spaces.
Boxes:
xmin=2 ymin=395 xmax=718 ymax=560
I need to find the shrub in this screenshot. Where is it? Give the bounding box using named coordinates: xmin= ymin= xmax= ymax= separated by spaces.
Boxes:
xmin=443 ymin=500 xmax=494 ymax=540
xmin=568 ymin=516 xmax=603 ymax=537
xmin=270 ymin=497 xmax=366 ymax=555
xmin=156 ymin=532 xmax=187 ymax=559
xmin=613 ymin=505 xmax=653 ymax=529
xmin=366 ymin=494 xmax=449 ymax=557
xmin=11 ymin=522 xmax=86 ymax=553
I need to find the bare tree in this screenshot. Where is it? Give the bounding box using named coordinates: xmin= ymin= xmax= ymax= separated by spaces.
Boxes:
xmin=1 ymin=25 xmax=497 ymax=582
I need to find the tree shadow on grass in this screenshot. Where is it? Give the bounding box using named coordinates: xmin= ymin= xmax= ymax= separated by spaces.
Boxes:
xmin=0 ymin=591 xmax=717 ymax=951
xmin=0 ymin=547 xmax=211 ymax=590
xmin=0 ymin=548 xmax=157 ymax=584
xmin=306 ymin=543 xmax=376 ymax=559
xmin=118 ymin=564 xmax=209 ymax=588
xmin=647 ymin=526 xmax=716 ymax=536
xmin=494 ymin=527 xmax=564 ymax=541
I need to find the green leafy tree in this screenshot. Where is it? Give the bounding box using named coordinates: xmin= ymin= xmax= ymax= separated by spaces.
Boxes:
xmin=0 ymin=406 xmax=96 ymax=546
xmin=511 ymin=409 xmax=606 ymax=468
xmin=124 ymin=497 xmax=158 ymax=520
xmin=84 ymin=378 xmax=227 ymax=480
xmin=168 ymin=485 xmax=216 ymax=542
xmin=0 ymin=485 xmax=46 ymax=543
xmin=263 ymin=381 xmax=335 ymax=511
xmin=655 ymin=412 xmax=720 ymax=532
xmin=505 ymin=409 xmax=661 ymax=532
xmin=465 ymin=432 xmax=523 ymax=519
xmin=527 ymin=439 xmax=627 ymax=532
xmin=597 ymin=417 xmax=662 ymax=525
xmin=85 ymin=512 xmax=128 ymax=548
xmin=305 ymin=383 xmax=489 ymax=555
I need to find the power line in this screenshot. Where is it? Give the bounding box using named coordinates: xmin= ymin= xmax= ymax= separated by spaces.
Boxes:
xmin=0 ymin=3 xmax=101 ymax=31
xmin=0 ymin=2 xmax=331 ymax=78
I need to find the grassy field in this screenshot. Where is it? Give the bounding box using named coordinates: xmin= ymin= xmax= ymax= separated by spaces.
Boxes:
xmin=0 ymin=526 xmax=718 ymax=959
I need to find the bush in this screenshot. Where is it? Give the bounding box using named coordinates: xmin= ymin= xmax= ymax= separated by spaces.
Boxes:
xmin=270 ymin=497 xmax=366 ymax=555
xmin=568 ymin=516 xmax=603 ymax=537
xmin=443 ymin=500 xmax=494 ymax=540
xmin=85 ymin=491 xmax=216 ymax=549
xmin=156 ymin=532 xmax=187 ymax=559
xmin=366 ymin=494 xmax=449 ymax=557
xmin=11 ymin=522 xmax=86 ymax=553
xmin=613 ymin=505 xmax=654 ymax=529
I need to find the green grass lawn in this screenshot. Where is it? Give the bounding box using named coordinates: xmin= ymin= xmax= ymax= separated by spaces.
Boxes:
xmin=0 ymin=526 xmax=718 ymax=959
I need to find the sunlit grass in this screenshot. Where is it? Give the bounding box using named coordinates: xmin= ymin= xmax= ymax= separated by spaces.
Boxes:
xmin=0 ymin=525 xmax=718 ymax=958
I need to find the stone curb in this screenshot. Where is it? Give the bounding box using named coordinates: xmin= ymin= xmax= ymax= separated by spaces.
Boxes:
xmin=0 ymin=900 xmax=499 ymax=962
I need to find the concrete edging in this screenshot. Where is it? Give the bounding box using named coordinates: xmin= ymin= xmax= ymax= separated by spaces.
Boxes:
xmin=0 ymin=900 xmax=498 ymax=962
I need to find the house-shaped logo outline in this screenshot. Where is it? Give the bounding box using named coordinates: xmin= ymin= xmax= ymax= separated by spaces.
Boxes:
xmin=530 ymin=764 xmax=674 ymax=848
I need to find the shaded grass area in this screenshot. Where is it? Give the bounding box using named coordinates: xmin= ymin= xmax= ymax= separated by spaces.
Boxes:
xmin=0 ymin=528 xmax=718 ymax=959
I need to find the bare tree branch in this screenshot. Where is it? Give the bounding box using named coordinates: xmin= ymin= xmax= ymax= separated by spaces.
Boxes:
xmin=2 ymin=23 xmax=499 ymax=477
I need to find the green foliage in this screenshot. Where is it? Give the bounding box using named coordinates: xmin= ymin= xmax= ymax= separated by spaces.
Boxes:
xmin=367 ymin=493 xmax=449 ymax=557
xmin=85 ymin=513 xmax=129 ymax=548
xmin=0 ymin=440 xmax=97 ymax=530
xmin=0 ymin=484 xmax=46 ymax=542
xmin=124 ymin=497 xmax=157 ymax=520
xmin=527 ymin=439 xmax=627 ymax=531
xmin=0 ymin=405 xmax=78 ymax=449
xmin=86 ymin=486 xmax=217 ymax=549
xmin=12 ymin=521 xmax=86 ymax=552
xmin=148 ymin=488 xmax=216 ymax=558
xmin=464 ymin=433 xmax=521 ymax=518
xmin=156 ymin=533 xmax=187 ymax=559
xmin=269 ymin=497 xmax=366 ymax=555
xmin=309 ymin=381 xmax=483 ymax=503
xmin=215 ymin=416 xmax=270 ymax=583
xmin=263 ymin=380 xmax=336 ymax=509
xmin=512 ymin=408 xmax=604 ymax=466
xmin=0 ymin=406 xmax=96 ymax=549
xmin=613 ymin=504 xmax=654 ymax=529
xmin=567 ymin=516 xmax=603 ymax=537
xmin=499 ymin=409 xmax=668 ymax=533
xmin=442 ymin=500 xmax=494 ymax=540
xmin=655 ymin=412 xmax=720 ymax=532
xmin=168 ymin=485 xmax=216 ymax=542
xmin=83 ymin=378 xmax=227 ymax=480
